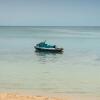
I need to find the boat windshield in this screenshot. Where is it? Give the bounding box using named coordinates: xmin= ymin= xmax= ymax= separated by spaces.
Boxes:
xmin=37 ymin=41 xmax=56 ymax=48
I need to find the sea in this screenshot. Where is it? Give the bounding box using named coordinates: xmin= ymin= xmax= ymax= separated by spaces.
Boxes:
xmin=0 ymin=26 xmax=100 ymax=96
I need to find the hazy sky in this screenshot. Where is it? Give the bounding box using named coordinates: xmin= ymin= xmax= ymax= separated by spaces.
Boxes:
xmin=0 ymin=0 xmax=100 ymax=26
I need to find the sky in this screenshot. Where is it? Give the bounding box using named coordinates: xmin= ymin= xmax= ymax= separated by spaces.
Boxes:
xmin=0 ymin=0 xmax=100 ymax=26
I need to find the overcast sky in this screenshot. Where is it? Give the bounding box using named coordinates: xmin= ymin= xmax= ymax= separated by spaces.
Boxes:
xmin=0 ymin=0 xmax=100 ymax=26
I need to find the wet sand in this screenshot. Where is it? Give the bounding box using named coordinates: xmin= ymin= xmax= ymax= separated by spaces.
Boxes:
xmin=0 ymin=93 xmax=100 ymax=100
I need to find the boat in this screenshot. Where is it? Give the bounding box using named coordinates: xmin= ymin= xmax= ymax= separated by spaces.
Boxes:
xmin=34 ymin=41 xmax=63 ymax=53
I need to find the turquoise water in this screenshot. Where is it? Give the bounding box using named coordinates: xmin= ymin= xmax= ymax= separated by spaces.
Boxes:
xmin=0 ymin=26 xmax=100 ymax=95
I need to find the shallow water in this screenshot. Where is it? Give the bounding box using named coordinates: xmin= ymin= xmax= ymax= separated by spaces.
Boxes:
xmin=0 ymin=26 xmax=100 ymax=95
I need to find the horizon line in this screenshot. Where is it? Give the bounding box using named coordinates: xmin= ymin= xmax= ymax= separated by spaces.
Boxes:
xmin=0 ymin=25 xmax=100 ymax=27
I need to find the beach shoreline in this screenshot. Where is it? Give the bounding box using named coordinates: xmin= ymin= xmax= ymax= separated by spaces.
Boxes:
xmin=0 ymin=92 xmax=100 ymax=100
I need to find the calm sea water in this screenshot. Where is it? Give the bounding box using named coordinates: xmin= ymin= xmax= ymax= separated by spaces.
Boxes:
xmin=0 ymin=26 xmax=100 ymax=95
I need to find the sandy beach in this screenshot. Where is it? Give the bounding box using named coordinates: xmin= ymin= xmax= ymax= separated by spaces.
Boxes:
xmin=0 ymin=93 xmax=100 ymax=100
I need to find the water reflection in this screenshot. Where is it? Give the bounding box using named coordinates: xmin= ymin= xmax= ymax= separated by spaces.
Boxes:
xmin=34 ymin=50 xmax=63 ymax=64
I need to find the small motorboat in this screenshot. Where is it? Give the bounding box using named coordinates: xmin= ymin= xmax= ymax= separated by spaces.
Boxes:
xmin=34 ymin=41 xmax=63 ymax=53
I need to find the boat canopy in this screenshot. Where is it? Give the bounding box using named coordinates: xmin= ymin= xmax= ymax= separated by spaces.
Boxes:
xmin=36 ymin=41 xmax=56 ymax=48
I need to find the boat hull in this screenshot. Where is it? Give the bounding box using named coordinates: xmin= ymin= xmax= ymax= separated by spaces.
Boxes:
xmin=34 ymin=46 xmax=63 ymax=53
